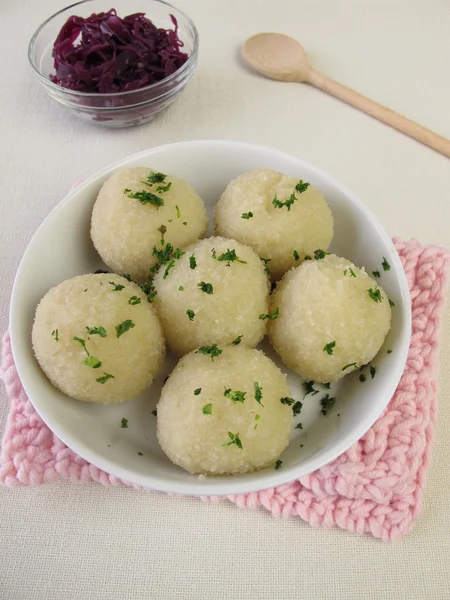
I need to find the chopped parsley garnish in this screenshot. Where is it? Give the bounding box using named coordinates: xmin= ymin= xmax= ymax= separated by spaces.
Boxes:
xmin=156 ymin=182 xmax=172 ymax=193
xmin=95 ymin=269 xmax=109 ymax=274
xmin=198 ymin=281 xmax=214 ymax=294
xmin=303 ymin=381 xmax=319 ymax=397
xmin=295 ymin=423 xmax=303 ymax=429
xmin=96 ymin=373 xmax=115 ymax=384
xmin=320 ymin=394 xmax=336 ymax=415
xmin=152 ymin=244 xmax=174 ymax=265
xmin=122 ymin=274 xmax=132 ymax=281
xmin=138 ymin=452 xmax=144 ymax=456
xmin=382 ymin=257 xmax=391 ymax=271
xmin=349 ymin=268 xmax=356 ymax=277
xmin=370 ymin=366 xmax=377 ymax=379
xmin=151 ymin=410 xmax=157 ymax=416
xmin=272 ymin=193 xmax=296 ymax=211
xmin=194 ymin=388 xmax=202 ymax=395
xmin=129 ymin=296 xmax=141 ymax=305
xmin=260 ymin=257 xmax=271 ymax=276
xmin=292 ymin=401 xmax=303 ymax=416
xmin=116 ymin=320 xmax=135 ymax=338
xmin=323 ymin=341 xmax=336 ymax=355
xmin=389 ymin=299 xmax=395 ymax=307
xmin=368 ymin=288 xmax=383 ymax=303
xmin=196 ymin=344 xmax=222 ymax=360
xmin=109 ymin=282 xmax=125 ymax=292
xmin=222 ymin=432 xmax=243 ymax=449
xmin=341 ymin=362 xmax=357 ymax=371
xmin=175 ymin=205 xmax=180 ymax=218
xmin=121 ymin=418 xmax=128 ymax=428
xmin=86 ymin=326 xmax=107 ymax=338
xmin=359 ymin=374 xmax=367 ymax=383
xmin=74 ymin=336 xmax=89 ymax=356
xmin=145 ymin=171 xmax=166 ymax=184
xmin=178 ymin=285 xmax=184 ymax=291
xmin=84 ymin=356 xmax=102 ymax=369
xmin=213 ymin=249 xmax=247 ymax=264
xmin=254 ymin=382 xmax=263 ymax=405
xmin=295 ymin=180 xmax=310 ymax=193
xmin=158 ymin=224 xmax=167 ymax=236
xmin=241 ymin=212 xmax=253 ymax=219
xmin=372 ymin=270 xmax=381 ymax=278
xmin=224 ymin=387 xmax=246 ymax=403
xmin=293 ymin=250 xmax=300 ymax=261
xmin=202 ymin=404 xmax=212 ymax=415
xmin=259 ymin=307 xmax=279 ymax=321
xmin=186 ymin=309 xmax=195 ymax=321
xmin=232 ymin=335 xmax=243 ymax=345
xmin=387 ymin=349 xmax=392 ymax=354
xmin=52 ymin=329 xmax=59 ymax=342
xmin=300 ymin=444 xmax=304 ymax=448
xmin=323 ymin=382 xmax=331 ymax=389
xmin=189 ymin=254 xmax=197 ymax=269
xmin=182 ymin=221 xmax=187 ymax=226
xmin=304 ymin=255 xmax=312 ymax=260
xmin=274 ymin=460 xmax=283 ymax=470
xmin=314 ymin=249 xmax=329 ymax=260
xmin=124 ymin=189 xmax=164 ymax=207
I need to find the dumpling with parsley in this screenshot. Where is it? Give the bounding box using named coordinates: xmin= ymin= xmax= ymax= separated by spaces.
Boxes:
xmin=157 ymin=345 xmax=293 ymax=475
xmin=91 ymin=167 xmax=208 ymax=282
xmin=152 ymin=236 xmax=270 ymax=356
xmin=268 ymin=254 xmax=392 ymax=383
xmin=32 ymin=273 xmax=165 ymax=404
xmin=214 ymin=169 xmax=333 ymax=280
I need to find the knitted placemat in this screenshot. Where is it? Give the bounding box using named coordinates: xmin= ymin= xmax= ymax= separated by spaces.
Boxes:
xmin=1 ymin=238 xmax=449 ymax=541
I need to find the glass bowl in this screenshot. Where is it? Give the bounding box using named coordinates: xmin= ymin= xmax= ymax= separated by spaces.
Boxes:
xmin=28 ymin=0 xmax=199 ymax=128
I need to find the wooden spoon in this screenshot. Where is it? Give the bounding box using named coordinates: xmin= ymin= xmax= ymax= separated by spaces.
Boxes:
xmin=243 ymin=33 xmax=450 ymax=158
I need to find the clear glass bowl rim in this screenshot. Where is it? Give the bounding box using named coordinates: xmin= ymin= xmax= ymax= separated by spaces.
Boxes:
xmin=28 ymin=0 xmax=199 ymax=100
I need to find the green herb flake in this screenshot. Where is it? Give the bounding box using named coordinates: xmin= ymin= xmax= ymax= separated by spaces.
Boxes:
xmin=274 ymin=459 xmax=283 ymax=470
xmin=158 ymin=224 xmax=167 ymax=236
xmin=145 ymin=171 xmax=166 ymax=185
xmin=272 ymin=192 xmax=297 ymax=211
xmin=300 ymin=444 xmax=304 ymax=448
xmin=96 ymin=373 xmax=115 ymax=384
xmin=196 ymin=344 xmax=223 ymax=361
xmin=129 ymin=296 xmax=141 ymax=305
xmin=116 ymin=320 xmax=135 ymax=338
xmin=138 ymin=452 xmax=144 ymax=456
xmin=323 ymin=382 xmax=331 ymax=389
xmin=189 ymin=254 xmax=197 ymax=269
xmin=224 ymin=388 xmax=246 ymax=403
xmin=151 ymin=410 xmax=157 ymax=416
xmin=349 ymin=268 xmax=356 ymax=277
xmin=202 ymin=403 xmax=212 ymax=415
xmin=344 ymin=269 xmax=348 ymax=276
xmin=222 ymin=432 xmax=243 ymax=449
xmin=293 ymin=250 xmax=300 ymax=261
xmin=389 ymin=299 xmax=395 ymax=307
xmin=84 ymin=289 xmax=88 ymax=292
xmin=83 ymin=356 xmax=102 ymax=369
xmin=314 ymin=249 xmax=329 ymax=260
xmin=372 ymin=270 xmax=381 ymax=278
xmin=320 ymin=394 xmax=336 ymax=416
xmin=232 ymin=335 xmax=243 ymax=345
xmin=341 ymin=362 xmax=357 ymax=371
xmin=73 ymin=336 xmax=89 ymax=356
xmin=280 ymin=397 xmax=295 ymax=406
xmin=370 ymin=366 xmax=377 ymax=379
xmin=304 ymin=255 xmax=312 ymax=260
xmin=109 ymin=282 xmax=125 ymax=292
xmin=156 ymin=182 xmax=172 ymax=193
xmin=303 ymin=381 xmax=319 ymax=397
xmin=121 ymin=418 xmax=128 ymax=428
xmin=387 ymin=349 xmax=393 ymax=354
xmin=359 ymin=374 xmax=367 ymax=383
xmin=323 ymin=341 xmax=336 ymax=355
xmin=186 ymin=309 xmax=195 ymax=321
xmin=260 ymin=257 xmax=271 ymax=276
xmin=213 ymin=248 xmax=247 ymax=265
xmin=241 ymin=212 xmax=253 ymax=219
xmin=295 ymin=180 xmax=310 ymax=193
xmin=295 ymin=423 xmax=303 ymax=429
xmin=86 ymin=326 xmax=107 ymax=338
xmin=178 ymin=285 xmax=184 ymax=291
xmin=122 ymin=274 xmax=132 ymax=281
xmin=382 ymin=257 xmax=391 ymax=271
xmin=259 ymin=307 xmax=279 ymax=321
xmin=175 ymin=205 xmax=180 ymax=218
xmin=194 ymin=388 xmax=202 ymax=395
xmin=124 ymin=189 xmax=164 ymax=207
xmin=52 ymin=329 xmax=59 ymax=342
xmin=183 ymin=221 xmax=187 ymax=226
xmin=198 ymin=281 xmax=214 ymax=294
xmin=368 ymin=288 xmax=383 ymax=303
xmin=254 ymin=382 xmax=263 ymax=405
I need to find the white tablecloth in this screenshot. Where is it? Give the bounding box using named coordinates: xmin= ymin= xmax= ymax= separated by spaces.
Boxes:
xmin=1 ymin=1 xmax=450 ymax=598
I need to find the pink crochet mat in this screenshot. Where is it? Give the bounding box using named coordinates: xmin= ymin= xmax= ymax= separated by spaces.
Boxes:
xmin=1 ymin=238 xmax=449 ymax=542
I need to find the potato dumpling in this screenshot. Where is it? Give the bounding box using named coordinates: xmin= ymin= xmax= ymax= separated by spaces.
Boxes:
xmin=157 ymin=346 xmax=293 ymax=475
xmin=269 ymin=254 xmax=392 ymax=383
xmin=153 ymin=236 xmax=270 ymax=356
xmin=32 ymin=273 xmax=165 ymax=403
xmin=91 ymin=167 xmax=208 ymax=282
xmin=214 ymin=169 xmax=334 ymax=280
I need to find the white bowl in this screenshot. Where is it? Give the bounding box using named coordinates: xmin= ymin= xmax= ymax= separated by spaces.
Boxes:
xmin=10 ymin=141 xmax=411 ymax=495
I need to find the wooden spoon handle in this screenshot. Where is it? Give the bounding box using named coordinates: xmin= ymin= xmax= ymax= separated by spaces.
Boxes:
xmin=308 ymin=70 xmax=450 ymax=158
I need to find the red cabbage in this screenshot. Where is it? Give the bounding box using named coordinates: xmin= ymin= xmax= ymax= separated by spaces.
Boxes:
xmin=50 ymin=10 xmax=189 ymax=93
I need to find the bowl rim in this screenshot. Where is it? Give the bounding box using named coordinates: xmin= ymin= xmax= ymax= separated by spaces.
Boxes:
xmin=10 ymin=140 xmax=413 ymax=495
xmin=27 ymin=0 xmax=199 ymax=100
